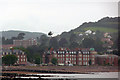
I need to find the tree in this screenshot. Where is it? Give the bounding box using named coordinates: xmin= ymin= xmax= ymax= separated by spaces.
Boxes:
xmin=51 ymin=57 xmax=58 ymax=65
xmin=17 ymin=33 xmax=25 ymax=40
xmin=82 ymin=37 xmax=104 ymax=52
xmin=82 ymin=37 xmax=94 ymax=48
xmin=40 ymin=34 xmax=49 ymax=46
xmin=69 ymin=33 xmax=77 ymax=43
xmin=45 ymin=54 xmax=49 ymax=64
xmin=35 ymin=57 xmax=42 ymax=65
xmin=69 ymin=42 xmax=79 ymax=49
xmin=59 ymin=38 xmax=68 ymax=47
xmin=89 ymin=59 xmax=92 ymax=65
xmin=49 ymin=37 xmax=59 ymax=50
xmin=2 ymin=55 xmax=18 ymax=66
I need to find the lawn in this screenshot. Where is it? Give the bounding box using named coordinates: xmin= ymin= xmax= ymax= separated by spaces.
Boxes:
xmin=83 ymin=27 xmax=118 ymax=33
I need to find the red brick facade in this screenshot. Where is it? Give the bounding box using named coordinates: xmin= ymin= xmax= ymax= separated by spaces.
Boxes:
xmin=42 ymin=48 xmax=95 ymax=66
xmin=2 ymin=49 xmax=27 ymax=65
xmin=13 ymin=38 xmax=37 ymax=48
xmin=95 ymin=54 xmax=118 ymax=66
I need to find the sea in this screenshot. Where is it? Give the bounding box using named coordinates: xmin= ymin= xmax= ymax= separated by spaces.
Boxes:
xmin=2 ymin=72 xmax=119 ymax=80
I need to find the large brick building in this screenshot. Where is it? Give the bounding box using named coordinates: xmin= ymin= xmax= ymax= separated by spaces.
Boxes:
xmin=2 ymin=44 xmax=15 ymax=49
xmin=13 ymin=38 xmax=37 ymax=48
xmin=95 ymin=54 xmax=118 ymax=66
xmin=42 ymin=48 xmax=96 ymax=66
xmin=2 ymin=49 xmax=27 ymax=65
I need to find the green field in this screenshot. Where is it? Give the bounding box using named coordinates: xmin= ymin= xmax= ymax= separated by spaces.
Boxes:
xmin=83 ymin=27 xmax=118 ymax=33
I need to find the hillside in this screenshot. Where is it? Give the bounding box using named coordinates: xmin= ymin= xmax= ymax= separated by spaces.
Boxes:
xmin=57 ymin=17 xmax=119 ymax=40
xmin=1 ymin=30 xmax=45 ymax=40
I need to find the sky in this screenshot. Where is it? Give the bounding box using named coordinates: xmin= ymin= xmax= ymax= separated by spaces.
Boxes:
xmin=0 ymin=0 xmax=119 ymax=36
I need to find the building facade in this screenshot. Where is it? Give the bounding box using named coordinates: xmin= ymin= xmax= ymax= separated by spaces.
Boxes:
xmin=13 ymin=38 xmax=37 ymax=48
xmin=95 ymin=54 xmax=118 ymax=66
xmin=42 ymin=48 xmax=96 ymax=66
xmin=2 ymin=49 xmax=27 ymax=65
xmin=2 ymin=44 xmax=15 ymax=49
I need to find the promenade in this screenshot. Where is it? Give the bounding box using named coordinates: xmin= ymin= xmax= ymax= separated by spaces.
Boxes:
xmin=2 ymin=66 xmax=118 ymax=74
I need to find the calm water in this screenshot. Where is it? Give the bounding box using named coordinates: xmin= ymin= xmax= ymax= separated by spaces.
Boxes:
xmin=15 ymin=72 xmax=118 ymax=80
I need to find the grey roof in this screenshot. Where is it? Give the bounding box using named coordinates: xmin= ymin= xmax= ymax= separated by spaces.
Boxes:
xmin=1 ymin=49 xmax=24 ymax=55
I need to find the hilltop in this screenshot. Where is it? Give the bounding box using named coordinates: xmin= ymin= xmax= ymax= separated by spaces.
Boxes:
xmin=57 ymin=17 xmax=119 ymax=40
xmin=1 ymin=30 xmax=45 ymax=40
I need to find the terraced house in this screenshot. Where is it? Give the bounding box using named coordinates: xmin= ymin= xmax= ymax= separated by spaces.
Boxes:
xmin=2 ymin=49 xmax=27 ymax=65
xmin=42 ymin=48 xmax=96 ymax=66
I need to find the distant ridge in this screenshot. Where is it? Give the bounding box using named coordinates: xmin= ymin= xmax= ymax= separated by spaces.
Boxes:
xmin=1 ymin=30 xmax=45 ymax=39
xmin=57 ymin=17 xmax=119 ymax=40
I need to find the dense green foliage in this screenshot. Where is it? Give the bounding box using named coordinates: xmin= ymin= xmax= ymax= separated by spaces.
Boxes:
xmin=2 ymin=33 xmax=25 ymax=44
xmin=84 ymin=27 xmax=118 ymax=33
xmin=35 ymin=57 xmax=42 ymax=65
xmin=51 ymin=57 xmax=58 ymax=65
xmin=2 ymin=55 xmax=18 ymax=66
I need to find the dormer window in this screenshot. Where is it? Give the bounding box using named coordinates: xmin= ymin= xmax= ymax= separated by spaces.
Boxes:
xmin=3 ymin=52 xmax=4 ymax=55
xmin=22 ymin=52 xmax=24 ymax=55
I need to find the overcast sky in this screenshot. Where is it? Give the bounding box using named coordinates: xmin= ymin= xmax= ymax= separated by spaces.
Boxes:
xmin=0 ymin=0 xmax=119 ymax=36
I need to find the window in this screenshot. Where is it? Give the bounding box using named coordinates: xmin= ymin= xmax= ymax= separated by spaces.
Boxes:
xmin=79 ymin=62 xmax=82 ymax=65
xmin=92 ymin=58 xmax=94 ymax=60
xmin=83 ymin=62 xmax=86 ymax=65
xmin=18 ymin=56 xmax=19 ymax=57
xmin=54 ymin=54 xmax=57 ymax=57
xmin=92 ymin=62 xmax=94 ymax=64
xmin=66 ymin=54 xmax=68 ymax=57
xmin=21 ymin=59 xmax=23 ymax=61
xmin=83 ymin=55 xmax=86 ymax=57
xmin=21 ymin=56 xmax=22 ymax=57
xmin=83 ymin=58 xmax=85 ymax=61
xmin=79 ymin=54 xmax=82 ymax=57
xmin=74 ymin=62 xmax=76 ymax=64
xmin=79 ymin=58 xmax=82 ymax=60
xmin=86 ymin=62 xmax=88 ymax=65
xmin=3 ymin=52 xmax=4 ymax=55
xmin=22 ymin=52 xmax=24 ymax=54
xmin=66 ymin=58 xmax=68 ymax=60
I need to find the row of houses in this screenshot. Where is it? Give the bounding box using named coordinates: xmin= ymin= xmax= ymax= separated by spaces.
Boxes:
xmin=0 ymin=45 xmax=118 ymax=66
xmin=1 ymin=49 xmax=27 ymax=65
xmin=1 ymin=38 xmax=37 ymax=49
xmin=42 ymin=48 xmax=118 ymax=66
